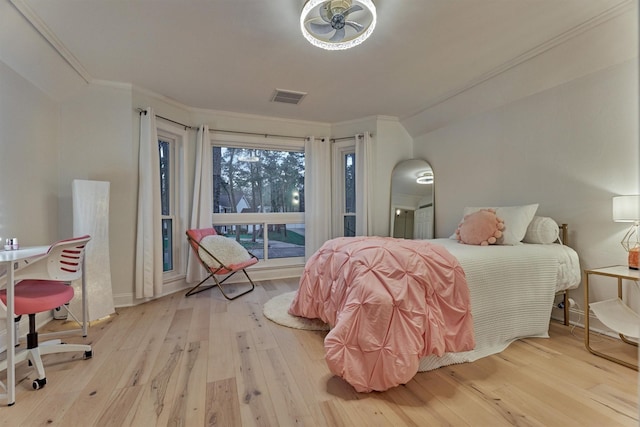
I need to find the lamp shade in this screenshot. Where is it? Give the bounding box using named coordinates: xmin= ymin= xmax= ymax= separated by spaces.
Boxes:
xmin=612 ymin=195 xmax=640 ymax=222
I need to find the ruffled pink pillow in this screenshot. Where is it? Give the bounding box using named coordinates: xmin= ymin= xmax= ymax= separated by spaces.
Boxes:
xmin=456 ymin=209 xmax=505 ymax=246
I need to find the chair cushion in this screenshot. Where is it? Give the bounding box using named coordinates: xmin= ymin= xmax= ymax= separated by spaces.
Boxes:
xmin=198 ymin=235 xmax=252 ymax=269
xmin=0 ymin=280 xmax=74 ymax=316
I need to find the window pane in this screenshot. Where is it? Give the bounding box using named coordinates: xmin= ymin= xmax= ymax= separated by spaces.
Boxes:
xmin=266 ymin=223 xmax=305 ymax=259
xmin=344 ymin=216 xmax=356 ymax=237
xmin=162 ymin=218 xmax=173 ymax=271
xmin=345 ymin=152 xmax=355 ymax=213
xmin=213 ymin=147 xmax=305 ymax=214
xmin=214 ymin=224 xmax=264 ymax=259
xmin=159 ymin=140 xmax=170 ymax=216
xmin=212 ymin=223 xmax=305 ymax=260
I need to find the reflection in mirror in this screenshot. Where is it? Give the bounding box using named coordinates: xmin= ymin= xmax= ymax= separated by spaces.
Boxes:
xmin=390 ymin=159 xmax=434 ymax=239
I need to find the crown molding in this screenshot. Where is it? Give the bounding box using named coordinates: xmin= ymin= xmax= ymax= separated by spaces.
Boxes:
xmin=10 ymin=0 xmax=92 ymax=84
xmin=189 ymin=105 xmax=332 ymax=128
xmin=91 ymin=79 xmax=133 ymax=91
xmin=402 ymin=0 xmax=635 ymax=122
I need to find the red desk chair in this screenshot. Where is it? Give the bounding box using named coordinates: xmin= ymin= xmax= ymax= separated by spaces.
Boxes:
xmin=186 ymin=228 xmax=258 ymax=299
xmin=0 ymin=235 xmax=92 ymax=390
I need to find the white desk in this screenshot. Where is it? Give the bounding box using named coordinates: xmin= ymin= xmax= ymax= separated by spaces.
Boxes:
xmin=0 ymin=246 xmax=48 ymax=406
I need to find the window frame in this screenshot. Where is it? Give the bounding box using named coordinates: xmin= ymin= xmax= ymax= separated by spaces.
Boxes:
xmin=210 ymin=132 xmax=306 ymax=267
xmin=157 ymin=122 xmax=188 ymax=283
xmin=332 ymin=139 xmax=356 ymax=238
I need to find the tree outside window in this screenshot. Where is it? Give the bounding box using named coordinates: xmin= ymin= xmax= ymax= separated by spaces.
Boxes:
xmin=212 ymin=146 xmax=305 ymax=260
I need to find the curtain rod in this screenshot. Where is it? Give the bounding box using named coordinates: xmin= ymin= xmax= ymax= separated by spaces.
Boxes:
xmin=137 ymin=108 xmax=193 ymax=130
xmin=331 ymin=136 xmax=356 ymax=142
xmin=209 ymin=128 xmax=306 ymax=141
xmin=331 ymin=133 xmax=372 ymax=143
xmin=137 ymin=108 xmax=307 ymax=141
xmin=137 ymin=109 xmax=370 ymax=142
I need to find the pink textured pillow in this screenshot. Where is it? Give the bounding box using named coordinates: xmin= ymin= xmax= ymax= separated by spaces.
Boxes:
xmin=456 ymin=209 xmax=505 ymax=246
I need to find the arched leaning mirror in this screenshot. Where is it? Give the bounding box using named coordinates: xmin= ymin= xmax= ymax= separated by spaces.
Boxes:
xmin=390 ymin=159 xmax=434 ymax=239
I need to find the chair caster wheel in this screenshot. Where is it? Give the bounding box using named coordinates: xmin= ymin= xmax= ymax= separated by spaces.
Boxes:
xmin=84 ymin=350 xmax=93 ymax=359
xmin=32 ymin=378 xmax=46 ymax=390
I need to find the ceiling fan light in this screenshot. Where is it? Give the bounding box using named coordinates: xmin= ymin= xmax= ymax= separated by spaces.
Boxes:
xmin=300 ymin=0 xmax=377 ymax=51
xmin=416 ymin=171 xmax=434 ymax=184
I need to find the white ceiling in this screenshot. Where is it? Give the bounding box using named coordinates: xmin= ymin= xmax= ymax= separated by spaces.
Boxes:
xmin=14 ymin=0 xmax=627 ymax=124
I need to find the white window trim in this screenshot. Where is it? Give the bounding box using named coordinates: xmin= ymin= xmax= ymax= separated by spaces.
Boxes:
xmin=157 ymin=121 xmax=188 ymax=283
xmin=211 ymin=131 xmax=304 ymax=152
xmin=331 ymin=139 xmax=356 ymax=238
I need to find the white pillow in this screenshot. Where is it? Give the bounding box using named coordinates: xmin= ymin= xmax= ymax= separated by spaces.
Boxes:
xmin=462 ymin=204 xmax=539 ymax=245
xmin=523 ymin=216 xmax=559 ymax=244
xmin=198 ymin=235 xmax=251 ymax=268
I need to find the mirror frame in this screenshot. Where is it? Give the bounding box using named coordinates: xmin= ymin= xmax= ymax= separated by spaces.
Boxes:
xmin=389 ymin=159 xmax=434 ymax=239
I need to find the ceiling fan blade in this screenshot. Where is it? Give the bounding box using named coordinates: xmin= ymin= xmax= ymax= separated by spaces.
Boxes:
xmin=319 ymin=1 xmax=332 ymax=23
xmin=343 ymin=5 xmax=364 ymax=17
xmin=309 ymin=21 xmax=334 ymax=34
xmin=329 ymin=27 xmax=345 ymax=42
xmin=345 ymin=21 xmax=364 ymax=33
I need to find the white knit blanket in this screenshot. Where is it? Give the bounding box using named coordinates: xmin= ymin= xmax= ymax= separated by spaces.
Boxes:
xmin=418 ymin=239 xmax=580 ymax=371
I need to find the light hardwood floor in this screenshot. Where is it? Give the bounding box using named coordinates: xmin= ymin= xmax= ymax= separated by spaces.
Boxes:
xmin=1 ymin=277 xmax=637 ymax=426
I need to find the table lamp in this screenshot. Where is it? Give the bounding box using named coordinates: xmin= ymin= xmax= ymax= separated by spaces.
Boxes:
xmin=613 ymin=195 xmax=640 ymax=269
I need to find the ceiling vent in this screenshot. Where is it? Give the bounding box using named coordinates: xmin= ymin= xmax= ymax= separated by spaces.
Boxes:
xmin=271 ymin=89 xmax=307 ymax=105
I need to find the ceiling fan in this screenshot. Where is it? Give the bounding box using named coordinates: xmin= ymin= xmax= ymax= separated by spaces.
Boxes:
xmin=300 ymin=0 xmax=377 ymax=50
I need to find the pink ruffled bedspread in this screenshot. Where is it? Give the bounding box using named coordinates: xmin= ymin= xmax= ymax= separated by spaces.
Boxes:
xmin=289 ymin=236 xmax=475 ymax=392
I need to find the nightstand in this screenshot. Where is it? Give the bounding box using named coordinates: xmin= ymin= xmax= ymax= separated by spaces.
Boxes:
xmin=584 ymin=265 xmax=639 ymax=370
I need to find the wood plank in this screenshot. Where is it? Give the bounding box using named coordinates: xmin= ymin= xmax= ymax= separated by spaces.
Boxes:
xmin=206 ymin=377 xmax=242 ymax=427
xmin=257 ymin=347 xmax=315 ymax=426
xmin=165 ymin=341 xmax=206 ymax=426
xmin=234 ymin=331 xmax=279 ymax=426
xmin=207 ymin=310 xmax=236 ymax=382
xmin=93 ymin=385 xmax=145 ymax=427
xmin=410 ymin=367 xmax=525 ymax=426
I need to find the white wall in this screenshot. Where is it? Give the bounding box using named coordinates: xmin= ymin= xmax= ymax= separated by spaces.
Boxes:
xmin=0 ymin=59 xmax=63 ymax=350
xmin=0 ymin=60 xmax=60 ymax=247
xmin=409 ymin=6 xmax=639 ymax=319
xmin=58 ymin=83 xmax=136 ymax=307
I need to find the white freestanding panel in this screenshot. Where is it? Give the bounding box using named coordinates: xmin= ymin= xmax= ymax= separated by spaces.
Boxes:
xmin=72 ymin=180 xmax=115 ymax=321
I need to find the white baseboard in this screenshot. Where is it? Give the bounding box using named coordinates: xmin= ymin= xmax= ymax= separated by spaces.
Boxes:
xmin=550 ymin=305 xmax=623 ymax=340
xmin=113 ymin=265 xmax=304 ymax=307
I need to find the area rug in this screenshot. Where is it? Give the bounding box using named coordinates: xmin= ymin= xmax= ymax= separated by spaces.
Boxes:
xmin=263 ymin=291 xmax=330 ymax=331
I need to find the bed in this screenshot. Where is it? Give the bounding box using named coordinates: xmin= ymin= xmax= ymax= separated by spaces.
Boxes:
xmin=417 ymin=235 xmax=580 ymax=371
xmin=289 ymin=208 xmax=581 ymax=392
